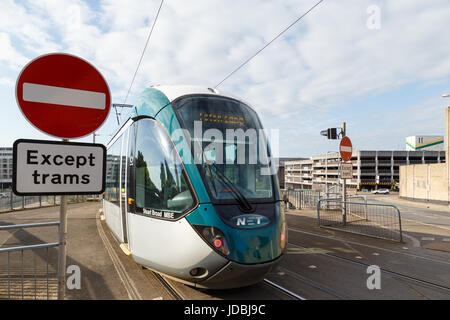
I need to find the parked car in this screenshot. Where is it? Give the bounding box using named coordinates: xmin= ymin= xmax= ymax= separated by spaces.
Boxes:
xmin=0 ymin=193 xmax=8 ymax=198
xmin=372 ymin=189 xmax=390 ymax=194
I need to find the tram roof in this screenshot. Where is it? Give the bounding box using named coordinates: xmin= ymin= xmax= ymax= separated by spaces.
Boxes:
xmin=151 ymin=85 xmax=222 ymax=102
xmin=107 ymin=85 xmax=256 ymax=146
xmin=150 ymin=85 xmax=254 ymax=111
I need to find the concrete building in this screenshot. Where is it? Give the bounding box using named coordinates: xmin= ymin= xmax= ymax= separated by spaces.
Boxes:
xmin=400 ymin=107 xmax=450 ymax=204
xmin=406 ymin=135 xmax=444 ymax=151
xmin=285 ymin=150 xmax=445 ymax=192
xmin=275 ymin=157 xmax=306 ymax=189
xmin=0 ymin=147 xmax=13 ymax=191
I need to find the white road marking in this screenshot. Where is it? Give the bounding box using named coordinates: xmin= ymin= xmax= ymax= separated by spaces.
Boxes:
xmin=308 ymin=265 xmax=317 ymax=269
xmin=23 ymin=82 xmax=106 ymax=109
xmin=287 ymin=227 xmax=450 ymax=265
xmin=0 ymin=230 xmax=18 ymax=247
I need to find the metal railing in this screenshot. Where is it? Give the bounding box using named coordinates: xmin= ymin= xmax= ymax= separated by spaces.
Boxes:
xmin=281 ymin=189 xmax=323 ymax=210
xmin=281 ymin=186 xmax=357 ymax=211
xmin=0 ymin=222 xmax=60 ymax=299
xmin=0 ymin=193 xmax=101 ymax=213
xmin=317 ymin=198 xmax=403 ymax=242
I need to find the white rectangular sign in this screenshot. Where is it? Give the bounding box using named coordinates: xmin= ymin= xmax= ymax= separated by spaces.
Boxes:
xmin=340 ymin=162 xmax=353 ymax=179
xmin=13 ymin=139 xmax=106 ymax=195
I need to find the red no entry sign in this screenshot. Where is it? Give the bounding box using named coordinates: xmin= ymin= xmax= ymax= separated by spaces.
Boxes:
xmin=340 ymin=136 xmax=353 ymax=162
xmin=15 ymin=53 xmax=111 ymax=139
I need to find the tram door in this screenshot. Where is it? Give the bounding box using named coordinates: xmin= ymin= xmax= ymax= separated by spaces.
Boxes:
xmin=120 ymin=127 xmax=130 ymax=245
xmin=125 ymin=122 xmax=137 ymax=251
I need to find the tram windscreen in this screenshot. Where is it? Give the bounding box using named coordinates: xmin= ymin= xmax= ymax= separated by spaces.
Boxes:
xmin=174 ymin=96 xmax=275 ymax=202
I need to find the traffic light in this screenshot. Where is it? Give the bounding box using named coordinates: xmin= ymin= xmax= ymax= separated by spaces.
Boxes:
xmin=327 ymin=128 xmax=337 ymax=139
xmin=320 ymin=125 xmax=345 ymax=140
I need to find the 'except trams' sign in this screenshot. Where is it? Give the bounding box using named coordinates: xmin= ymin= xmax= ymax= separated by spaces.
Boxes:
xmin=340 ymin=162 xmax=353 ymax=180
xmin=13 ymin=139 xmax=106 ymax=195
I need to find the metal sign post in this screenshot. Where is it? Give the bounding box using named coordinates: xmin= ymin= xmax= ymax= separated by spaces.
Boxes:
xmin=57 ymin=195 xmax=67 ymax=299
xmin=339 ymin=136 xmax=353 ymax=227
xmin=57 ymin=138 xmax=68 ymax=300
xmin=342 ymin=175 xmax=347 ymax=226
xmin=14 ymin=52 xmax=110 ymax=300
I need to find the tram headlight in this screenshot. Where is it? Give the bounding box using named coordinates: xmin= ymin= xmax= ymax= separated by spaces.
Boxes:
xmin=280 ymin=203 xmax=287 ymax=251
xmin=280 ymin=221 xmax=287 ymax=251
xmin=193 ymin=225 xmax=230 ymax=257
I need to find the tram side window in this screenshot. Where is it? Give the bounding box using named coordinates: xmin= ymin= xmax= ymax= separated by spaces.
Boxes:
xmin=105 ymin=137 xmax=122 ymax=205
xmin=135 ymin=119 xmax=196 ymax=218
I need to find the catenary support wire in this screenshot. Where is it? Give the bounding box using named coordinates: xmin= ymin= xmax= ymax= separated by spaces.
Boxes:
xmin=214 ymin=0 xmax=324 ymax=88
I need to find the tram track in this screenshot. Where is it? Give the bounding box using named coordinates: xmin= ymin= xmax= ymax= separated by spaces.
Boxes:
xmin=150 ymin=271 xmax=185 ymax=300
xmin=287 ymin=240 xmax=450 ymax=294
xmin=288 ymin=226 xmax=450 ymax=266
xmin=262 ymin=278 xmax=306 ymax=300
xmin=270 ymin=267 xmax=353 ymax=300
xmin=148 ymin=269 xmax=307 ymax=300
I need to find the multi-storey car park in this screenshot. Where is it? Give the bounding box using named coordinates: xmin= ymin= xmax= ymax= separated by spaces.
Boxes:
xmin=0 ymin=147 xmax=13 ymax=191
xmin=285 ymin=150 xmax=446 ymax=191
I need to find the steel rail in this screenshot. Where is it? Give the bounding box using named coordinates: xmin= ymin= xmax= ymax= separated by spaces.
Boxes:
xmin=151 ymin=271 xmax=184 ymax=300
xmin=288 ymin=242 xmax=450 ymax=293
xmin=262 ymin=279 xmax=306 ymax=300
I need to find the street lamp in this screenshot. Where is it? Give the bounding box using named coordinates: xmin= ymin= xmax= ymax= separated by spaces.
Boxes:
xmin=112 ymin=103 xmax=134 ymax=125
xmin=92 ymin=132 xmax=113 ymax=144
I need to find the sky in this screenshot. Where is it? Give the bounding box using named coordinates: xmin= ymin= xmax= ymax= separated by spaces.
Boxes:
xmin=1 ymin=0 xmax=450 ymax=158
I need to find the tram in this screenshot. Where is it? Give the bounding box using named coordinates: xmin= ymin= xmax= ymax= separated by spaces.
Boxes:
xmin=103 ymin=85 xmax=286 ymax=289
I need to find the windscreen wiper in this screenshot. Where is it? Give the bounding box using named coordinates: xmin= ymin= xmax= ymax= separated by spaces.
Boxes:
xmin=209 ymin=163 xmax=254 ymax=212
xmin=196 ymin=140 xmax=253 ymax=212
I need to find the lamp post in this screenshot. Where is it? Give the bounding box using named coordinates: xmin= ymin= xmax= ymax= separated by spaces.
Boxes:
xmin=92 ymin=132 xmax=112 ymax=144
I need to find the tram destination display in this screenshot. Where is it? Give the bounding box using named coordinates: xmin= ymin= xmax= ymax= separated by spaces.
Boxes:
xmin=13 ymin=139 xmax=106 ymax=195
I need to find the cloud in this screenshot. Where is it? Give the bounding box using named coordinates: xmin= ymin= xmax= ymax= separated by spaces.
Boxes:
xmin=0 ymin=32 xmax=29 ymax=70
xmin=0 ymin=77 xmax=14 ymax=87
xmin=1 ymin=0 xmax=450 ymax=154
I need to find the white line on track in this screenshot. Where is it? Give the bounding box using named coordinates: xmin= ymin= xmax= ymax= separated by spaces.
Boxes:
xmin=263 ymin=279 xmax=306 ymax=300
xmin=287 ymin=227 xmax=450 ymax=266
xmin=0 ymin=230 xmax=18 ymax=247
xmin=96 ymin=210 xmax=142 ymax=300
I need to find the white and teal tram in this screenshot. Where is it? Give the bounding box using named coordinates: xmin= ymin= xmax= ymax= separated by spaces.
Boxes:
xmin=103 ymin=85 xmax=286 ymax=289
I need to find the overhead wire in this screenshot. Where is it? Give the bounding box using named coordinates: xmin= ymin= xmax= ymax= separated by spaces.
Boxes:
xmin=122 ymin=0 xmax=164 ymax=108
xmin=214 ymin=0 xmax=325 ymax=88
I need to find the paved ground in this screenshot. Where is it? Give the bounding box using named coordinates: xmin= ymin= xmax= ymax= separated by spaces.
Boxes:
xmin=0 ymin=202 xmax=130 ymax=299
xmin=282 ymin=209 xmax=450 ymax=299
xmin=366 ymin=193 xmax=450 ymax=227
xmin=362 ymin=193 xmax=450 ymax=251
xmin=1 ymin=200 xmax=449 ymax=300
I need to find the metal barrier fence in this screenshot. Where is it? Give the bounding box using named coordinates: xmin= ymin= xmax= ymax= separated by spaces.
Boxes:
xmin=280 ymin=189 xmax=356 ymax=211
xmin=281 ymin=189 xmax=323 ymax=210
xmin=0 ymin=222 xmax=60 ymax=300
xmin=317 ymin=198 xmax=403 ymax=242
xmin=0 ymin=193 xmax=101 ymax=212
